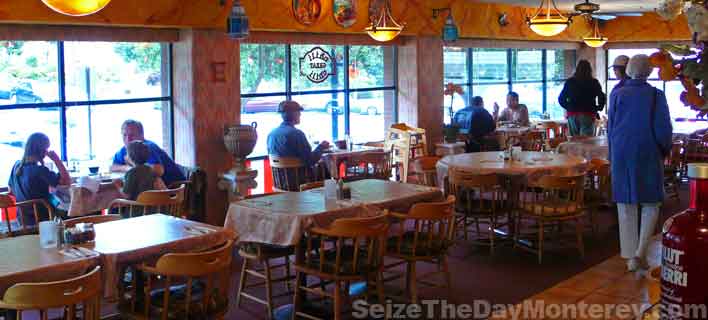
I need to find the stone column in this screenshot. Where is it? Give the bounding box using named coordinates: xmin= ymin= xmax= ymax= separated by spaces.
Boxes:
xmin=173 ymin=29 xmax=241 ymax=226
xmin=396 ymin=36 xmax=444 ymax=155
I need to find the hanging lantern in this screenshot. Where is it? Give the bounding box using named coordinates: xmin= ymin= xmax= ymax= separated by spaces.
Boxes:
xmin=227 ymin=0 xmax=249 ymax=40
xmin=443 ymin=15 xmax=459 ymax=42
xmin=527 ymin=0 xmax=572 ymax=37
xmin=583 ymin=19 xmax=608 ymax=48
xmin=366 ymin=0 xmax=404 ymax=42
xmin=41 ymin=0 xmax=112 ymax=16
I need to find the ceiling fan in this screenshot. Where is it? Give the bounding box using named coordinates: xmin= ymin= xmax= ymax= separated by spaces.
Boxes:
xmin=571 ymin=0 xmax=644 ymax=21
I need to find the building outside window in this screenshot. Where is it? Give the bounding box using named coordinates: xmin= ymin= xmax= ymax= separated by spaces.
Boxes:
xmin=0 ymin=41 xmax=172 ymax=188
xmin=240 ymin=43 xmax=397 ymax=158
xmin=444 ymin=47 xmax=575 ymax=122
xmin=607 ymin=48 xmax=695 ymax=120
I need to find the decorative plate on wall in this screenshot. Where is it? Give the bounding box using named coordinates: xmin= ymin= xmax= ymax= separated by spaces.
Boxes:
xmin=293 ymin=0 xmax=322 ymax=26
xmin=333 ymin=0 xmax=356 ymax=28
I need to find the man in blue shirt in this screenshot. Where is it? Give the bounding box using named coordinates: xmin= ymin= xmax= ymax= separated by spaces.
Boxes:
xmin=267 ymin=101 xmax=330 ymax=168
xmin=110 ymin=120 xmax=185 ymax=186
xmin=453 ymin=96 xmax=498 ymax=152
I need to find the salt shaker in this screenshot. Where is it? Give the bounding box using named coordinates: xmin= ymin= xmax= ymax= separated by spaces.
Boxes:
xmin=55 ymin=217 xmax=65 ymax=248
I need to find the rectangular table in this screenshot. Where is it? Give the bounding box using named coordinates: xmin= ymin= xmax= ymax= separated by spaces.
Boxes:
xmin=224 ymin=179 xmax=443 ymax=246
xmin=0 ymin=235 xmax=100 ymax=296
xmin=81 ymin=214 xmax=235 ymax=299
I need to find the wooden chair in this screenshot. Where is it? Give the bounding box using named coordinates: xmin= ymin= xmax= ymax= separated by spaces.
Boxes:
xmin=235 ymin=192 xmax=294 ymax=320
xmin=407 ymin=156 xmax=440 ymax=187
xmin=300 ymin=181 xmax=324 ymax=192
xmin=0 ymin=266 xmax=102 ymax=320
xmin=122 ymin=240 xmax=234 ymax=320
xmin=385 ymin=123 xmax=428 ymax=183
xmin=292 ymin=213 xmax=389 ymax=320
xmin=269 ymin=156 xmax=311 ymax=192
xmin=384 ymin=196 xmax=456 ymax=303
xmin=664 ymin=141 xmax=684 ymax=202
xmin=585 ymin=159 xmax=611 ymax=236
xmin=108 ymin=186 xmax=185 ymax=218
xmin=168 ymin=166 xmax=207 ymax=222
xmin=515 ymin=175 xmax=586 ymax=264
xmin=65 ymin=214 xmax=121 ymax=228
xmin=0 ymin=193 xmax=54 ymax=237
xmin=343 ymin=151 xmax=393 ymax=181
xmin=520 ymin=131 xmax=545 ymax=152
xmin=448 ymin=170 xmax=509 ymax=254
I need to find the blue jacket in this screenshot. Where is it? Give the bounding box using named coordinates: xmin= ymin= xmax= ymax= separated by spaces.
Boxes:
xmin=452 ymin=107 xmax=496 ymax=139
xmin=267 ymin=122 xmax=323 ymax=167
xmin=608 ymin=79 xmax=673 ymax=204
xmin=112 ymin=140 xmax=186 ymax=186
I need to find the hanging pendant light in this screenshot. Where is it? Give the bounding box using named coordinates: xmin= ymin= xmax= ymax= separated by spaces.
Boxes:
xmin=41 ymin=0 xmax=112 ymax=16
xmin=527 ymin=0 xmax=572 ymax=37
xmin=366 ymin=0 xmax=404 ymax=42
xmin=583 ymin=19 xmax=608 ymax=47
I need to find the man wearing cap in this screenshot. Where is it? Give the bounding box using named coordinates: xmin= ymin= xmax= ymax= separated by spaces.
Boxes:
xmin=608 ymin=54 xmax=673 ymax=272
xmin=610 ymin=55 xmax=630 ymax=93
xmin=267 ymin=100 xmax=330 ymax=167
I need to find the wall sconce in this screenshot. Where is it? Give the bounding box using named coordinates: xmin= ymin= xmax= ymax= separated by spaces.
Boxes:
xmin=221 ymin=0 xmax=249 ymax=40
xmin=432 ymin=8 xmax=459 ymax=42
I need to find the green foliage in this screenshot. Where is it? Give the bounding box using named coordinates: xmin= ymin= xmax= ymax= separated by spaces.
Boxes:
xmin=25 ymin=56 xmax=38 ymax=68
xmin=113 ymin=43 xmax=162 ymax=73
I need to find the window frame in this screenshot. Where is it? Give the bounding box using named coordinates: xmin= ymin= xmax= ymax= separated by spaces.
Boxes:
xmin=0 ymin=41 xmax=174 ymax=162
xmin=240 ymin=43 xmax=398 ymax=160
xmin=444 ymin=47 xmax=575 ymax=117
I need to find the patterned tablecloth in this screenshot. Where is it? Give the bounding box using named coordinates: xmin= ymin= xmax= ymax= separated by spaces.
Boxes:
xmin=0 ymin=235 xmax=100 ymax=296
xmin=224 ymin=179 xmax=443 ymax=246
xmin=82 ymin=214 xmax=235 ymax=300
xmin=436 ymin=151 xmax=588 ymax=187
xmin=55 ymin=182 xmax=124 ymax=217
xmin=556 ymin=136 xmax=609 ymax=160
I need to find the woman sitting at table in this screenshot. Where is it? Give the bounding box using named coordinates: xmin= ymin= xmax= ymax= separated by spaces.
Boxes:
xmin=7 ymin=132 xmax=71 ymax=225
xmin=113 ymin=140 xmax=166 ymax=200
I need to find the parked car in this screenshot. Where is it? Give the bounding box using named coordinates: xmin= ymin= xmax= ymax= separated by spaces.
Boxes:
xmin=10 ymin=83 xmax=43 ymax=104
xmin=242 ymin=96 xmax=280 ymax=113
xmin=350 ymin=91 xmax=384 ymax=115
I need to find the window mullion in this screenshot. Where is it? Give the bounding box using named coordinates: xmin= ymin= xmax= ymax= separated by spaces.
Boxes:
xmin=285 ymin=44 xmax=292 ymax=100
xmin=542 ymin=49 xmax=548 ymax=114
xmin=58 ymin=41 xmax=68 ymax=161
xmin=344 ymin=45 xmax=350 ymax=136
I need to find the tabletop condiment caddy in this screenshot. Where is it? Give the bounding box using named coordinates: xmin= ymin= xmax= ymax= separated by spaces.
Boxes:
xmin=660 ymin=163 xmax=708 ymax=320
xmin=39 ymin=217 xmax=95 ymax=248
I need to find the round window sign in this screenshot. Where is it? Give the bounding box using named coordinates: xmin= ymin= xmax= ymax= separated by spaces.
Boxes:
xmin=299 ymin=47 xmax=336 ymax=83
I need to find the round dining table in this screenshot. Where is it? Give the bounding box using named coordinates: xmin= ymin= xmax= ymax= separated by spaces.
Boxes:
xmin=556 ymin=136 xmax=609 ymax=160
xmin=436 ymin=151 xmax=588 ymax=187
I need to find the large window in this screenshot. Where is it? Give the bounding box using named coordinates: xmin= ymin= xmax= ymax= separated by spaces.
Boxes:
xmin=443 ymin=48 xmax=575 ymax=121
xmin=240 ymin=44 xmax=397 ymax=158
xmin=607 ymin=48 xmax=695 ymax=120
xmin=0 ymin=41 xmax=171 ymax=187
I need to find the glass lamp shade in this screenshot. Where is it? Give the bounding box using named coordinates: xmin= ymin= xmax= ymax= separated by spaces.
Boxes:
xmin=443 ymin=17 xmax=459 ymax=42
xmin=41 ymin=0 xmax=112 ymax=16
xmin=528 ymin=17 xmax=570 ymax=36
xmin=583 ymin=37 xmax=607 ymax=48
xmin=365 ymin=26 xmax=403 ymax=42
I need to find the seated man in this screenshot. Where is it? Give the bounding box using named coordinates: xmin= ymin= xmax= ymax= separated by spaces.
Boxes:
xmin=267 ymin=100 xmax=330 ymax=168
xmin=493 ymin=91 xmax=530 ymax=127
xmin=110 ymin=120 xmax=186 ymax=187
xmin=453 ymin=96 xmax=499 ymax=152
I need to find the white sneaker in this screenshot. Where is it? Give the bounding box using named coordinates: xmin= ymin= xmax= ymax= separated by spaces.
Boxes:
xmin=627 ymin=258 xmax=640 ymax=272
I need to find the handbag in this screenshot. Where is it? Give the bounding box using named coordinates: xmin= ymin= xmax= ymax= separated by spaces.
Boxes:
xmin=649 ymin=88 xmax=670 ymax=158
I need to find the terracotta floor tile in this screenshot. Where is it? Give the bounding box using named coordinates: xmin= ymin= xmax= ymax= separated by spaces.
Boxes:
xmin=595 ymin=273 xmax=648 ymax=299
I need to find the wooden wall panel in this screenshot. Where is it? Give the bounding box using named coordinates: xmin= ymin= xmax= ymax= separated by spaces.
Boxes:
xmin=603 ymin=13 xmax=692 ymax=42
xmin=0 ymin=24 xmax=179 ymax=41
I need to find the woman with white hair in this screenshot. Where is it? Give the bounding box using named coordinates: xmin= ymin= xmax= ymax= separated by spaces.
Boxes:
xmin=608 ymin=54 xmax=673 ymax=271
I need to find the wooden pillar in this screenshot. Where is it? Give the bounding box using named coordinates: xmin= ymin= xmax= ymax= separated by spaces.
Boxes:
xmin=173 ymin=29 xmax=241 ymax=226
xmin=396 ymin=36 xmax=444 ymax=155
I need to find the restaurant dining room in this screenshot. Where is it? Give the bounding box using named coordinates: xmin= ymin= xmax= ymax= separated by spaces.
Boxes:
xmin=0 ymin=0 xmax=707 ymax=319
